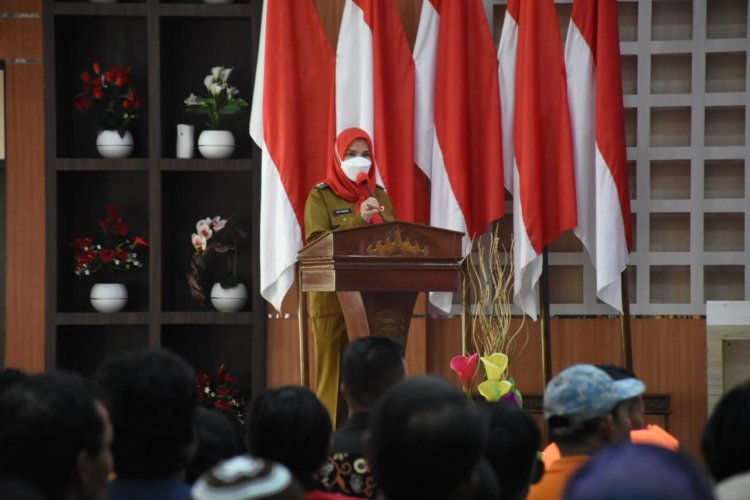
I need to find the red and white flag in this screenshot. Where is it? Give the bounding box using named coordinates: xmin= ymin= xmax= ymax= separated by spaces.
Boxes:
xmin=414 ymin=0 xmax=505 ymax=312
xmin=566 ymin=0 xmax=633 ymax=312
xmin=336 ymin=0 xmax=428 ymax=223
xmin=498 ymin=0 xmax=577 ymax=319
xmin=250 ymin=0 xmax=335 ymax=311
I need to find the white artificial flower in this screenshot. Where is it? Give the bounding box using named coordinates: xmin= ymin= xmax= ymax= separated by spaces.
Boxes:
xmin=220 ymin=67 xmax=233 ymax=83
xmin=211 ymin=66 xmax=222 ymax=79
xmin=196 ymin=217 xmax=212 ymax=232
xmin=208 ymin=82 xmax=223 ymax=97
xmin=204 ymin=74 xmax=215 ymax=92
xmin=184 ymin=93 xmax=200 ymax=106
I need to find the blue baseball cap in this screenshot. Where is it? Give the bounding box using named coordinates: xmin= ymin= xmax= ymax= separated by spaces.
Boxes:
xmin=543 ymin=364 xmax=645 ymax=426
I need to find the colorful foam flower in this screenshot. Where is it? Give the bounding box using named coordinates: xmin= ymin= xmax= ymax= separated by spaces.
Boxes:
xmin=478 ymin=379 xmax=512 ymax=402
xmin=450 ymin=353 xmax=479 ymax=390
xmin=481 ymin=352 xmax=509 ymax=380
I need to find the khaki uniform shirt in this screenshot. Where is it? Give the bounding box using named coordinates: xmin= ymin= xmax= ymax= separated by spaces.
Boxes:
xmin=303 ymin=183 xmax=395 ymax=316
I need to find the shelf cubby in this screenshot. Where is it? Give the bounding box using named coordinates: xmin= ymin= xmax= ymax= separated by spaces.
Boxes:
xmin=549 ymin=265 xmax=583 ymax=304
xmin=704 ymin=159 xmax=745 ymax=199
xmin=705 ymin=265 xmax=745 ymax=301
xmin=650 ymin=160 xmax=691 ymax=200
xmin=651 ymin=107 xmax=691 ymax=147
xmin=159 ymin=15 xmax=254 ymax=159
xmin=704 ymin=213 xmax=745 ymax=252
xmin=161 ymin=171 xmax=253 ymax=312
xmin=57 ymin=325 xmax=149 ymax=378
xmin=705 ymin=106 xmax=746 ymax=147
xmin=53 ymin=15 xmax=149 ymax=159
xmin=618 ymin=2 xmax=638 ymax=42
xmin=650 ymin=265 xmax=691 ymax=304
xmin=706 ymin=0 xmax=748 ymax=39
xmin=651 ymin=54 xmax=692 ymax=95
xmin=650 ymin=213 xmax=690 ymax=252
xmin=56 ymin=171 xmax=150 ymax=312
xmin=162 ymin=325 xmax=253 ymax=395
xmin=651 ymin=0 xmax=692 ymax=41
xmin=706 ymin=52 xmax=747 ymax=93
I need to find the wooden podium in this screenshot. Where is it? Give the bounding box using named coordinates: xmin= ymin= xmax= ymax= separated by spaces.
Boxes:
xmin=296 ymin=222 xmax=464 ymax=382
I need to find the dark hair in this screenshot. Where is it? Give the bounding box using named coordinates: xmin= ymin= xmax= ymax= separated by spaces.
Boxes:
xmin=0 ymin=368 xmax=29 ymax=397
xmin=367 ymin=376 xmax=487 ymax=500
xmin=595 ymin=364 xmax=638 ymax=381
xmin=552 ymin=415 xmax=616 ymax=448
xmin=245 ymin=386 xmax=332 ymax=480
xmin=342 ymin=337 xmax=405 ymax=409
xmin=481 ymin=400 xmax=542 ymax=500
xmin=95 ymin=349 xmax=197 ymax=480
xmin=0 ymin=372 xmax=105 ymax=500
xmin=702 ymin=380 xmax=750 ymax=482
xmin=186 ymin=407 xmax=242 ymax=484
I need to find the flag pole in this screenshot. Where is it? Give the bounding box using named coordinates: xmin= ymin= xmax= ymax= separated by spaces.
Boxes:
xmin=540 ymin=246 xmax=553 ymax=385
xmin=620 ymin=269 xmax=633 ymax=369
xmin=296 ymin=263 xmax=309 ymax=387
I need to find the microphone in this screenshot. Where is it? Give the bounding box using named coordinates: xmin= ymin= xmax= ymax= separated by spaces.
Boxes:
xmin=356 ymin=172 xmax=384 ymax=221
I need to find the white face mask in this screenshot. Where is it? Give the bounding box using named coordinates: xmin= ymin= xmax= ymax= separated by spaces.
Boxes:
xmin=341 ymin=156 xmax=372 ymax=182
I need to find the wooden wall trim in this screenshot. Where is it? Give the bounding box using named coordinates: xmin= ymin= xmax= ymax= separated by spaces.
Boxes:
xmin=5 ymin=61 xmax=45 ymax=371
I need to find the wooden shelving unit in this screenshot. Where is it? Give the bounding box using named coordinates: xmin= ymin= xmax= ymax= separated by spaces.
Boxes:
xmin=43 ymin=0 xmax=265 ymax=398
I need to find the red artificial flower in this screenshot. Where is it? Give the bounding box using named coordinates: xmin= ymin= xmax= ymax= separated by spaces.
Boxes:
xmin=93 ymin=62 xmax=101 ymax=74
xmin=70 ymin=237 xmax=93 ymax=250
xmin=116 ymin=218 xmax=127 ymax=237
xmin=77 ymin=250 xmax=97 ymax=264
xmin=450 ymin=353 xmax=479 ymax=391
xmin=196 ymin=373 xmax=211 ymax=385
xmin=133 ymin=236 xmax=149 ymax=247
xmin=92 ymin=87 xmax=103 ymax=100
xmin=122 ymin=99 xmax=131 ymax=110
xmin=104 ymin=70 xmax=113 ymax=83
xmin=127 ymin=91 xmax=136 ymax=101
xmin=80 ymin=71 xmax=91 ymax=83
xmin=99 ymin=249 xmax=115 ymax=264
xmin=214 ymin=400 xmax=232 ymax=410
xmin=116 ymin=249 xmax=129 ymax=261
xmin=106 ymin=204 xmax=119 ymax=220
xmin=133 ymin=98 xmax=141 ymax=110
xmin=114 ymin=71 xmax=127 ymax=88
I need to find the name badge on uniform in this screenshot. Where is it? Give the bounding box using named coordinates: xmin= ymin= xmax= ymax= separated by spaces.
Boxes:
xmin=334 ymin=208 xmax=352 ymax=215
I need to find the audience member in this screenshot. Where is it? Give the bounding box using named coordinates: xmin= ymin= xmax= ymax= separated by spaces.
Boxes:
xmin=702 ymin=380 xmax=750 ymax=500
xmin=318 ymin=337 xmax=405 ymax=498
xmin=527 ymin=364 xmax=645 ymax=500
xmin=367 ymin=375 xmax=489 ymax=500
xmin=542 ymin=364 xmax=678 ymax=468
xmin=246 ymin=385 xmax=357 ymax=499
xmin=95 ymin=349 xmax=198 ymax=500
xmin=186 ymin=407 xmax=242 ymax=484
xmin=564 ymin=443 xmax=714 ymax=500
xmin=480 ymin=400 xmax=542 ymax=500
xmin=191 ymin=455 xmax=303 ymax=500
xmin=0 ymin=372 xmax=113 ymax=500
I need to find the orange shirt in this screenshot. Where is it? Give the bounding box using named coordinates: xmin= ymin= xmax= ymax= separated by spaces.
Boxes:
xmin=541 ymin=425 xmax=679 ymax=469
xmin=527 ymin=455 xmax=590 ymax=500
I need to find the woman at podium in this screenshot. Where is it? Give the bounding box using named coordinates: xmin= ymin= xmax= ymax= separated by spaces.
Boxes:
xmin=303 ymin=127 xmax=395 ymax=426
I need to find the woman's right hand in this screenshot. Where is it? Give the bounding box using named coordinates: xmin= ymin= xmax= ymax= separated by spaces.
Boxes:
xmin=360 ymin=197 xmax=383 ymax=223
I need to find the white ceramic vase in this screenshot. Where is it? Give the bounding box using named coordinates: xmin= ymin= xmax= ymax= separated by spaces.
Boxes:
xmin=210 ymin=282 xmax=247 ymax=312
xmin=198 ymin=130 xmax=235 ymax=159
xmin=96 ymin=130 xmax=134 ymax=159
xmin=90 ymin=283 xmax=128 ymax=313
